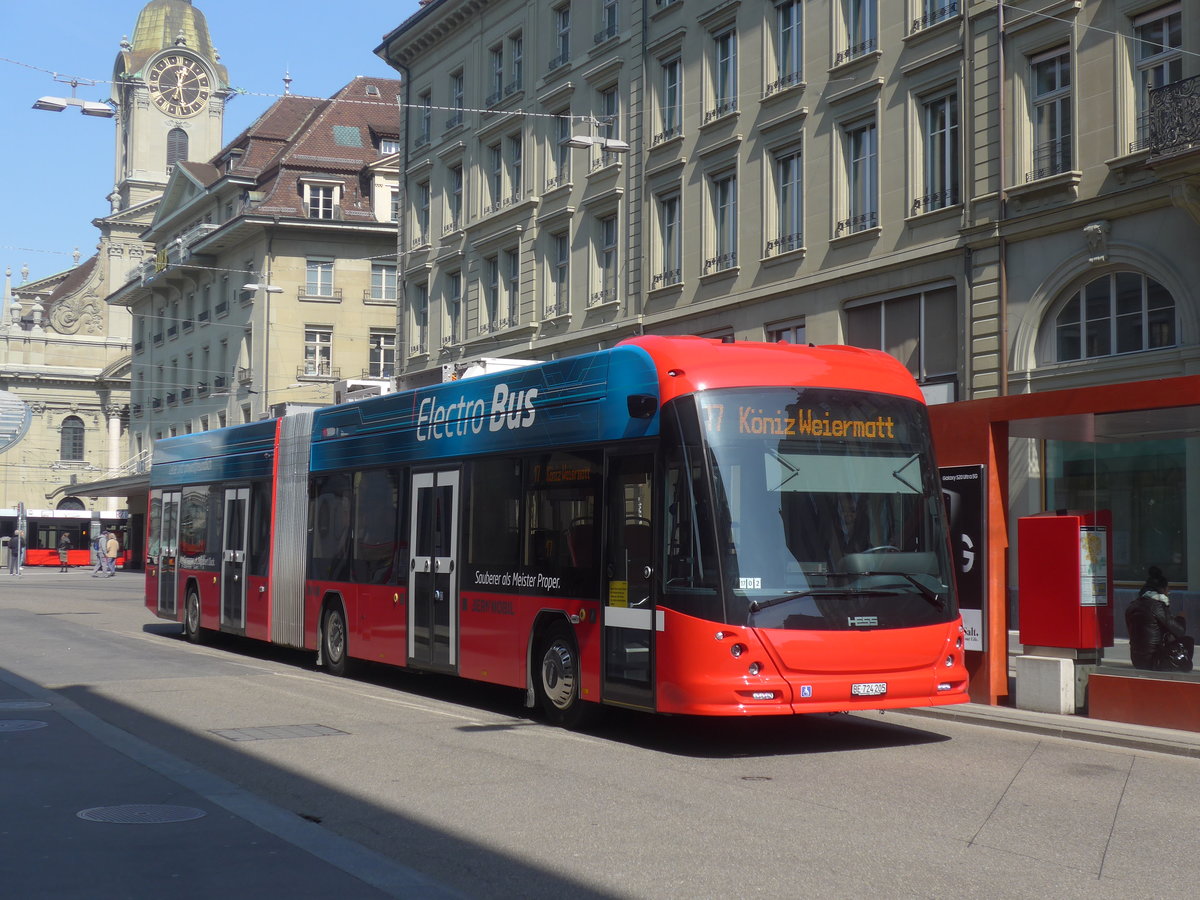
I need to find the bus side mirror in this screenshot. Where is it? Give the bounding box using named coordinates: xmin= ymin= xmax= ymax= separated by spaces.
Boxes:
xmin=627 ymin=394 xmax=657 ymax=419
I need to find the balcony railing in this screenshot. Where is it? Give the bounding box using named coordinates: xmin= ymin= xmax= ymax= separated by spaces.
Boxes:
xmin=594 ymin=23 xmax=618 ymax=44
xmin=298 ymin=363 xmax=340 ymax=379
xmin=544 ymin=299 xmax=570 ymax=319
xmin=363 ymin=289 xmax=398 ymax=303
xmin=1025 ymin=139 xmax=1072 ymax=182
xmin=765 ymin=232 xmax=804 ymax=256
xmin=299 ymin=286 xmax=342 ymax=301
xmin=651 ymin=269 xmax=682 ymax=289
xmin=548 ymin=53 xmax=569 ymax=72
xmin=763 ymin=71 xmax=804 ymax=98
xmin=445 ymin=111 xmax=464 ymax=130
xmin=911 ymin=189 xmax=959 ymax=214
xmin=588 ymin=288 xmax=617 ymax=307
xmin=702 ymin=99 xmax=738 ymax=125
xmin=703 ymin=253 xmax=737 ymax=274
xmin=835 ymin=212 xmax=879 ymax=236
xmin=650 ymin=125 xmax=681 ymax=147
xmin=835 ymin=38 xmax=877 ymax=66
xmin=1148 ymin=75 xmax=1200 ymax=155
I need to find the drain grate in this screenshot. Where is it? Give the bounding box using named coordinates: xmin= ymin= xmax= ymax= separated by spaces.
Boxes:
xmin=77 ymin=804 xmax=207 ymax=824
xmin=0 ymin=719 xmax=49 ymax=732
xmin=0 ymin=700 xmax=51 ymax=710
xmin=210 ymin=724 xmax=347 ymax=742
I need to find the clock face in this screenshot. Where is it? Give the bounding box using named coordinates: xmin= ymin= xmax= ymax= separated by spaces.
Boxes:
xmin=147 ymin=55 xmax=211 ymax=118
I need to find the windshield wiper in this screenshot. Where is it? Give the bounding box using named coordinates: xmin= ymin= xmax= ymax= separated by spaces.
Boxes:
xmin=845 ymin=571 xmax=945 ymax=609
xmin=891 ymin=453 xmax=923 ymax=494
xmin=747 ymin=587 xmax=904 ymax=614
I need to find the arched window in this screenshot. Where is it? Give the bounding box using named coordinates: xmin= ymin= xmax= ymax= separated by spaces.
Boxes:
xmin=60 ymin=415 xmax=85 ymax=461
xmin=57 ymin=497 xmax=85 ymax=511
xmin=166 ymin=128 xmax=189 ymax=169
xmin=1054 ymin=271 xmax=1175 ymax=361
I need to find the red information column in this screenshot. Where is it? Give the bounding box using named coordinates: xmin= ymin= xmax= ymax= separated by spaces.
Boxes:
xmin=1017 ymin=511 xmax=1114 ymax=649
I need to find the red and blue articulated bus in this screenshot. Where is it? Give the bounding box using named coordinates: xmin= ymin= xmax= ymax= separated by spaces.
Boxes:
xmin=146 ymin=335 xmax=969 ymax=725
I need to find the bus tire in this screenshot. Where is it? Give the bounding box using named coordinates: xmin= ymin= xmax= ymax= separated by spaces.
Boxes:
xmin=535 ymin=621 xmax=590 ymax=728
xmin=322 ymin=602 xmax=348 ymax=677
xmin=183 ymin=587 xmax=204 ymax=644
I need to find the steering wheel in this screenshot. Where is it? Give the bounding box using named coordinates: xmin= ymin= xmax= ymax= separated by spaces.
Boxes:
xmin=865 ymin=545 xmax=901 ymax=553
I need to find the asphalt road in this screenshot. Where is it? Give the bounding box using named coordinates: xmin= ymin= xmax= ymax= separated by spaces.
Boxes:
xmin=2 ymin=568 xmax=1199 ymax=898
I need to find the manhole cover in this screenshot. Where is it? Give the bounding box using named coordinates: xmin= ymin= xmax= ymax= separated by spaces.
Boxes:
xmin=0 ymin=719 xmax=49 ymax=732
xmin=0 ymin=700 xmax=51 ymax=710
xmin=77 ymin=804 xmax=207 ymax=824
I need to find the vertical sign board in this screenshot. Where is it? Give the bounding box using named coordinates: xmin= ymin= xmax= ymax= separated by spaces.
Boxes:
xmin=1079 ymin=526 xmax=1108 ymax=607
xmin=940 ymin=465 xmax=986 ymax=651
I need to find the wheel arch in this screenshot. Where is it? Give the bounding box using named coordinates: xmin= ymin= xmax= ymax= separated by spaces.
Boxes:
xmin=525 ymin=609 xmax=576 ymax=708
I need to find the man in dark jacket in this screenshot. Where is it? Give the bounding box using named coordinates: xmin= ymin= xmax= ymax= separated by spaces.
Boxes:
xmin=1125 ymin=566 xmax=1193 ymax=672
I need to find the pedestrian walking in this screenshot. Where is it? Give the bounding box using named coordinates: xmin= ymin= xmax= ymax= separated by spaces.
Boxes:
xmin=7 ymin=530 xmax=22 ymax=576
xmin=104 ymin=531 xmax=120 ymax=577
xmin=57 ymin=532 xmax=72 ymax=572
xmin=92 ymin=532 xmax=108 ymax=577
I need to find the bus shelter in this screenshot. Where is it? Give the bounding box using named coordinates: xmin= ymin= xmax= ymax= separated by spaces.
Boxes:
xmin=930 ymin=375 xmax=1200 ymax=729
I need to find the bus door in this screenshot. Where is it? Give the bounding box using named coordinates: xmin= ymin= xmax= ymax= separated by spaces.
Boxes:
xmin=407 ymin=470 xmax=460 ymax=670
xmin=157 ymin=490 xmax=181 ymax=617
xmin=602 ymin=453 xmax=656 ymax=710
xmin=220 ymin=487 xmax=250 ymax=632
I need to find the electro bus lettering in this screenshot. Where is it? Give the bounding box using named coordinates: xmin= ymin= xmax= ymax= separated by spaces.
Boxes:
xmin=737 ymin=406 xmax=896 ymax=439
xmin=416 ymin=383 xmax=539 ymax=442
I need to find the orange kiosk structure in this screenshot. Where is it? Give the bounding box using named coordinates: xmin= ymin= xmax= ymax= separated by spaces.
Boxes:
xmin=928 ymin=374 xmax=1200 ymax=729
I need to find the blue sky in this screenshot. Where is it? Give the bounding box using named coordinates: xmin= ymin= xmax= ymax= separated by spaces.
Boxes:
xmin=1 ymin=0 xmax=419 ymax=289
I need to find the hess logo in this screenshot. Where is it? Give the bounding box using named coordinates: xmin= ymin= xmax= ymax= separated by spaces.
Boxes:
xmin=489 ymin=383 xmax=538 ymax=431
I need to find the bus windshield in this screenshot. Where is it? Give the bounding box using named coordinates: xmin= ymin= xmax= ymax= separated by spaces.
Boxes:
xmin=690 ymin=387 xmax=956 ymax=631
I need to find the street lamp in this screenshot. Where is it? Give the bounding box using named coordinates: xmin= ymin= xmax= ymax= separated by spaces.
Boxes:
xmin=560 ymin=115 xmax=630 ymax=153
xmin=32 ymin=76 xmax=115 ymax=118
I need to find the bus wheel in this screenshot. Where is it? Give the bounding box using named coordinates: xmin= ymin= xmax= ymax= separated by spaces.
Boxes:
xmin=183 ymin=588 xmax=203 ymax=644
xmin=322 ymin=603 xmax=348 ymax=677
xmin=536 ymin=621 xmax=589 ymax=728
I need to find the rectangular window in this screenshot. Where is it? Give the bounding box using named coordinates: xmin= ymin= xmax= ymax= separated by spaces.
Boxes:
xmin=369 ymin=329 xmax=396 ymax=378
xmin=490 ymin=45 xmax=504 ymax=98
xmin=507 ymin=133 xmax=523 ymax=202
xmin=769 ymin=148 xmax=803 ymax=255
xmin=770 ymin=0 xmax=803 ymax=94
xmin=448 ymin=164 xmax=463 ymax=231
xmin=707 ymin=172 xmax=737 ymax=272
xmin=505 ymin=248 xmax=520 ymax=327
xmin=845 ymin=286 xmax=957 ymax=395
xmin=552 ymin=5 xmax=571 ymax=68
xmin=549 ymin=232 xmax=569 ymax=316
xmin=410 ymin=283 xmax=429 ymax=354
xmin=655 ymin=193 xmax=681 ymax=288
xmin=487 ymin=142 xmax=503 ymax=210
xmin=598 ymin=0 xmax=618 ymax=42
xmin=352 ymin=469 xmax=402 ymax=585
xmin=594 ymin=216 xmax=618 ymax=305
xmin=483 ymin=255 xmax=500 ymax=332
xmin=913 ymin=0 xmax=958 ymax=33
xmin=304 ymin=326 xmax=333 ymax=376
xmin=918 ymin=91 xmax=959 ymax=212
xmin=840 ymin=120 xmax=878 ymax=235
xmin=306 ymin=184 xmax=336 ymax=219
xmin=508 ymin=33 xmax=523 ymax=92
xmin=1132 ymin=5 xmax=1182 ymax=151
xmin=656 ymin=57 xmax=682 ymax=144
xmin=446 ymin=270 xmax=463 ymax=344
xmin=767 ymin=318 xmax=806 ymax=344
xmin=371 ymin=261 xmax=397 ymax=301
xmin=549 ymin=110 xmax=571 ymax=188
xmin=389 ymin=189 xmax=400 ymax=223
xmin=417 ymin=91 xmax=432 ymax=145
xmin=839 ymin=0 xmax=877 ymax=63
xmin=708 ymin=29 xmax=738 ymax=121
xmin=448 ymin=70 xmax=464 ymax=128
xmin=305 ymin=258 xmax=334 ymax=297
xmin=414 ymin=180 xmax=431 ymax=246
xmin=596 ymin=88 xmax=620 ymax=168
xmin=1029 ymin=48 xmax=1072 ymax=180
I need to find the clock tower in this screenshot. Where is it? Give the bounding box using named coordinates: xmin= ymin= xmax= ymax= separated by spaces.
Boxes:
xmin=110 ymin=0 xmax=229 ymax=213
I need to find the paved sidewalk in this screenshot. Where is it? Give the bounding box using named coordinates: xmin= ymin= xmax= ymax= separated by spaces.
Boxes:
xmin=895 ymin=701 xmax=1200 ymax=759
xmin=0 ymin=666 xmax=462 ymax=899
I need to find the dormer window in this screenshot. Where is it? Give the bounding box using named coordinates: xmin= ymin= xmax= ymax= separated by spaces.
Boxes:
xmin=380 ymin=138 xmax=400 ymax=155
xmin=300 ymin=178 xmax=343 ymax=219
xmin=225 ymin=150 xmax=244 ymax=174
